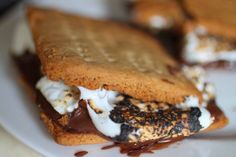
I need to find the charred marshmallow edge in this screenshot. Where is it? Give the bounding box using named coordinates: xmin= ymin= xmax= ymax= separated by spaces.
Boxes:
xmin=183 ymin=26 xmax=236 ymax=63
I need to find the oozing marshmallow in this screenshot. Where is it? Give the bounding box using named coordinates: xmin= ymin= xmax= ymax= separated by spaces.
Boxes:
xmin=183 ymin=26 xmax=236 ymax=63
xmin=78 ymin=87 xmax=121 ymax=138
xmin=36 ymin=77 xmax=79 ymax=114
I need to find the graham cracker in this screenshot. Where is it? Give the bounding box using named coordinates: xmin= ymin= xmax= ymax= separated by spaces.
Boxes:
xmin=27 ymin=6 xmax=202 ymax=104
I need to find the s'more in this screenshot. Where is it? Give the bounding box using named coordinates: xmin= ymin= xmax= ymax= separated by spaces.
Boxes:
xmin=12 ymin=7 xmax=228 ymax=150
xmin=181 ymin=0 xmax=236 ymax=69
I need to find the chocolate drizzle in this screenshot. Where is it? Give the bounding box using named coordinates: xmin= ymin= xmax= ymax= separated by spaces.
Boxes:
xmin=74 ymin=151 xmax=88 ymax=157
xmin=102 ymin=137 xmax=184 ymax=157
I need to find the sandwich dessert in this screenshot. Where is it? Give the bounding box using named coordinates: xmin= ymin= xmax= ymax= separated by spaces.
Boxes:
xmin=12 ymin=7 xmax=228 ymax=155
xmin=129 ymin=0 xmax=186 ymax=31
xmin=181 ymin=0 xmax=236 ymax=69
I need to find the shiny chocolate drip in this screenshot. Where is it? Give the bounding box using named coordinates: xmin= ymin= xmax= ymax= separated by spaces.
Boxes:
xmin=102 ymin=137 xmax=184 ymax=157
xmin=74 ymin=151 xmax=88 ymax=157
xmin=66 ymin=100 xmax=99 ymax=133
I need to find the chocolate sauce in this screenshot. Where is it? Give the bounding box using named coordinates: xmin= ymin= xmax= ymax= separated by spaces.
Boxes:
xmin=74 ymin=151 xmax=88 ymax=157
xmin=12 ymin=51 xmax=41 ymax=87
xmin=66 ymin=100 xmax=99 ymax=133
xmin=102 ymin=137 xmax=184 ymax=157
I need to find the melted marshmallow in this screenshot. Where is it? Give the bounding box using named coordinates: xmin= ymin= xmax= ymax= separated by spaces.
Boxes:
xmin=36 ymin=77 xmax=79 ymax=114
xmin=183 ymin=26 xmax=236 ymax=63
xmin=78 ymin=87 xmax=121 ymax=138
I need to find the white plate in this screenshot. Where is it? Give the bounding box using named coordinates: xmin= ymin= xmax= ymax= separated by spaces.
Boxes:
xmin=0 ymin=3 xmax=236 ymax=157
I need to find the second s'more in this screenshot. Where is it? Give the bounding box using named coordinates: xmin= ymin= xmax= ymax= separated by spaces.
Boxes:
xmin=181 ymin=0 xmax=236 ymax=69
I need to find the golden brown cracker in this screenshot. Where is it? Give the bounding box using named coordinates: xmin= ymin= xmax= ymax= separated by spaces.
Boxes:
xmin=27 ymin=6 xmax=202 ymax=104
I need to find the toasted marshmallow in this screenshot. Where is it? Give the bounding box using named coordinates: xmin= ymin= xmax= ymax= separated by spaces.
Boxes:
xmin=36 ymin=76 xmax=79 ymax=114
xmin=78 ymin=86 xmax=121 ymax=138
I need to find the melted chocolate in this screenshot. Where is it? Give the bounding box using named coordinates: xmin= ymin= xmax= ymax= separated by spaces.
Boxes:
xmin=74 ymin=151 xmax=88 ymax=157
xmin=66 ymin=100 xmax=99 ymax=133
xmin=12 ymin=51 xmax=41 ymax=87
xmin=102 ymin=137 xmax=184 ymax=157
